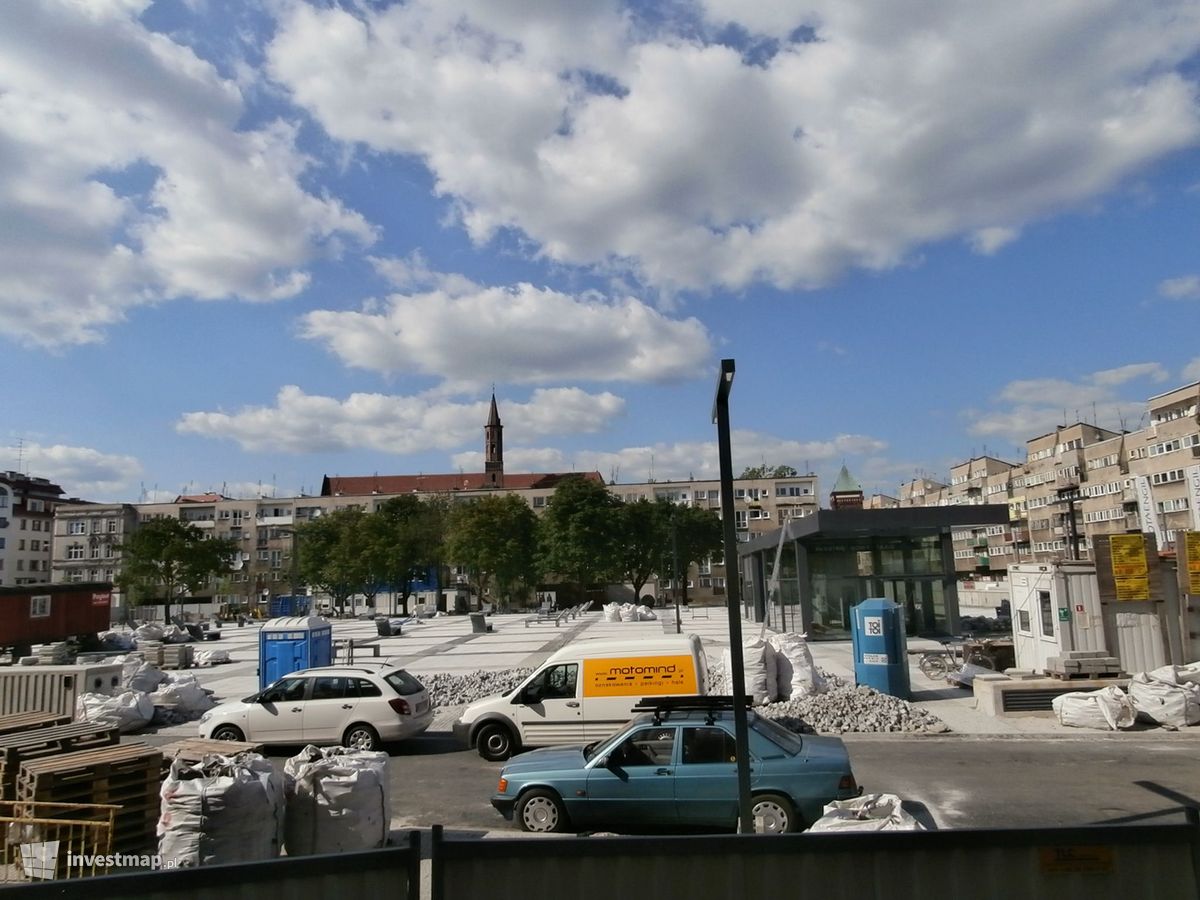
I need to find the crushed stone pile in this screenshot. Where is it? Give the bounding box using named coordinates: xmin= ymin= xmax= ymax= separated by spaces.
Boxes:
xmin=422 ymin=668 xmax=533 ymax=708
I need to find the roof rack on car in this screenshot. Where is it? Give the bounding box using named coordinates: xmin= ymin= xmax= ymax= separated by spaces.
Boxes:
xmin=632 ymin=695 xmax=751 ymax=725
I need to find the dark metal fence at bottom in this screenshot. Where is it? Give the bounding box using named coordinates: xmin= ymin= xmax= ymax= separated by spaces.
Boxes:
xmin=431 ymin=819 xmax=1200 ymax=900
xmin=4 ymin=831 xmax=420 ymax=900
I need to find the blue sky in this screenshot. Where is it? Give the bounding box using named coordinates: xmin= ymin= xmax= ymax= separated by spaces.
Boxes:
xmin=3 ymin=1 xmax=1200 ymax=503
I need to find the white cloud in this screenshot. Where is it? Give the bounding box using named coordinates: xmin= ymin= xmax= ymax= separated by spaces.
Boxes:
xmin=268 ymin=1 xmax=1200 ymax=293
xmin=0 ymin=2 xmax=374 ymax=347
xmin=1182 ymin=358 xmax=1200 ymax=383
xmin=1158 ymin=274 xmax=1200 ymax=299
xmin=175 ymin=386 xmax=626 ymax=454
xmin=2 ymin=442 xmax=142 ymax=500
xmin=966 ymin=363 xmax=1169 ymax=444
xmin=299 ymin=275 xmax=712 ymax=388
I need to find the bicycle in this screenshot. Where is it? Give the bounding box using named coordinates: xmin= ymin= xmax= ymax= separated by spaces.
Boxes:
xmin=918 ymin=638 xmax=997 ymax=679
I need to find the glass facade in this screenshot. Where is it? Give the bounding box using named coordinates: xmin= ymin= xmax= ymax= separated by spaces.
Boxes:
xmin=762 ymin=534 xmax=953 ymax=639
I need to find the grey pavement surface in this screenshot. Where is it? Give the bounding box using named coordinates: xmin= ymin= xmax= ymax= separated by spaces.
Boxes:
xmin=141 ymin=607 xmax=1199 ymax=741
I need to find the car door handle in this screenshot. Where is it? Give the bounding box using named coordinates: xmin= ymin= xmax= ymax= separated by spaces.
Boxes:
xmin=655 ymin=768 xmax=672 ymax=776
xmin=566 ymin=701 xmax=580 ymax=708
xmin=290 ymin=707 xmax=302 ymax=713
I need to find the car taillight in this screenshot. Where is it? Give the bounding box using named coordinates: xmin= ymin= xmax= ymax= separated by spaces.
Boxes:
xmin=838 ymin=774 xmax=857 ymax=791
xmin=497 ymin=778 xmax=508 ymax=793
xmin=389 ymin=697 xmax=411 ymax=715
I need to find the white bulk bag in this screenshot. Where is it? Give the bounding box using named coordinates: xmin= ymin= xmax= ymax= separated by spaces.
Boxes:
xmin=618 ymin=603 xmax=637 ymax=622
xmin=75 ymin=691 xmax=155 ymax=733
xmin=1051 ymin=685 xmax=1135 ymax=731
xmin=602 ymin=602 xmax=621 ymax=623
xmin=635 ymin=605 xmax=658 ymax=621
xmin=149 ymin=677 xmax=216 ymax=716
xmin=1147 ymin=663 xmax=1200 ymax=687
xmin=283 ymin=745 xmax=391 ymax=856
xmin=133 ymin=624 xmax=164 ymax=644
xmin=722 ymin=638 xmax=777 ymax=705
xmin=768 ymin=632 xmax=827 ymax=701
xmin=1128 ymin=673 xmax=1200 ymax=728
xmin=808 ymin=793 xmax=925 ymax=832
xmin=195 ymin=649 xmax=230 ymax=666
xmin=158 ymin=754 xmax=285 ymax=866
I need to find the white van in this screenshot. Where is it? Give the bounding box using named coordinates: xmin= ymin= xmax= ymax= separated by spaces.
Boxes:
xmin=452 ymin=634 xmax=710 ymax=760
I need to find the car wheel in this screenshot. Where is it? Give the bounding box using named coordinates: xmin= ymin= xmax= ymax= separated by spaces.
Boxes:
xmin=210 ymin=725 xmax=245 ymax=742
xmin=343 ymin=723 xmax=381 ymax=751
xmin=476 ymin=723 xmax=517 ymax=761
xmin=517 ymin=789 xmax=569 ymax=834
xmin=751 ymin=793 xmax=797 ymax=834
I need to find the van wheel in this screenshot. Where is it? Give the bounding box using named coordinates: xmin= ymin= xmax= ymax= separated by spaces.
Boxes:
xmin=476 ymin=723 xmax=517 ymax=761
xmin=517 ymin=789 xmax=569 ymax=833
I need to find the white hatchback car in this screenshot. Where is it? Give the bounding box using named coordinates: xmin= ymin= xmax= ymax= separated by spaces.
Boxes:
xmin=198 ymin=664 xmax=434 ymax=751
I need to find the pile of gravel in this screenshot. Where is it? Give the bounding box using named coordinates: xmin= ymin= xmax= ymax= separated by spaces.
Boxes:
xmin=422 ymin=668 xmax=533 ymax=708
xmin=709 ymin=658 xmax=948 ymax=735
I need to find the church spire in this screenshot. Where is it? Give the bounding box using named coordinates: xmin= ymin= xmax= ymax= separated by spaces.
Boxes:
xmin=484 ymin=392 xmax=504 ymax=488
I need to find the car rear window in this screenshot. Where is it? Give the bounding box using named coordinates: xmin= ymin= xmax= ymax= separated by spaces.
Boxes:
xmin=354 ymin=678 xmax=382 ymax=698
xmin=384 ymin=669 xmax=425 ymax=696
xmin=748 ymin=716 xmax=804 ymax=757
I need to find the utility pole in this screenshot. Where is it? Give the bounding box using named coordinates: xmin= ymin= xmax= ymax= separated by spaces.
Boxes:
xmin=672 ymin=515 xmax=681 ymax=634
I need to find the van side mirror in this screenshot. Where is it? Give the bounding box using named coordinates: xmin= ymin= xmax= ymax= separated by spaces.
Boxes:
xmin=524 ymin=684 xmax=543 ymax=704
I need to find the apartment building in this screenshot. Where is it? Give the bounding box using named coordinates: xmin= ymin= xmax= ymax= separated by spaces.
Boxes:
xmin=945 ymin=456 xmax=1022 ymax=576
xmin=896 ymin=477 xmax=947 ymax=507
xmin=0 ymin=472 xmax=66 ymax=587
xmin=51 ymin=503 xmax=140 ymax=609
xmin=1127 ymin=383 xmax=1200 ymax=549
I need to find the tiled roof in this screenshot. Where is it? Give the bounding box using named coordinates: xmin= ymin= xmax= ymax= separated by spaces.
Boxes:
xmin=320 ymin=471 xmax=604 ymax=496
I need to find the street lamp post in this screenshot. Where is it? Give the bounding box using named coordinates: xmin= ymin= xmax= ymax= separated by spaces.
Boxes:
xmin=712 ymin=358 xmax=754 ymax=834
xmin=671 ymin=515 xmax=681 ymax=635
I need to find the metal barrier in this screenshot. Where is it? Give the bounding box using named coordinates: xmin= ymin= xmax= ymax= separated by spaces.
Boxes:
xmin=430 ymin=818 xmax=1200 ymax=900
xmin=7 ymin=830 xmax=421 ymax=899
xmin=0 ymin=801 xmax=117 ymax=883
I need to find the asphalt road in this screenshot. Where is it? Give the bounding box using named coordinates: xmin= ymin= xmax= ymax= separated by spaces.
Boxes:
xmin=264 ymin=730 xmax=1200 ymax=835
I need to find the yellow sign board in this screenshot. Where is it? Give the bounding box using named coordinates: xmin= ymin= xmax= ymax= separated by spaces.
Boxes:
xmin=1110 ymin=535 xmax=1149 ymax=600
xmin=583 ymin=655 xmax=697 ymax=698
xmin=1186 ymin=531 xmax=1200 ymax=595
xmin=1038 ymin=845 xmax=1114 ymax=874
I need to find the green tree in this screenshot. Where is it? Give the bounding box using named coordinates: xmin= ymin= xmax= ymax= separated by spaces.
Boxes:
xmin=614 ymin=499 xmax=673 ymax=603
xmin=739 ymin=464 xmax=798 ymax=479
xmin=446 ymin=494 xmax=540 ymax=609
xmin=537 ymin=476 xmax=623 ymax=600
xmin=296 ymin=507 xmax=373 ymax=616
xmin=117 ymin=518 xmax=237 ymax=623
xmin=667 ymin=505 xmax=724 ymax=606
xmin=370 ymin=495 xmax=445 ymax=615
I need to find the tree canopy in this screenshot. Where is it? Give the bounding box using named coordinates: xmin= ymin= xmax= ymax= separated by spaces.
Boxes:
xmin=369 ymin=495 xmax=446 ymax=614
xmin=536 ymin=477 xmax=623 ymax=593
xmin=117 ymin=517 xmax=237 ymax=622
xmin=296 ymin=507 xmax=375 ymax=615
xmin=613 ymin=499 xmax=672 ymax=603
xmin=446 ymin=494 xmax=540 ymax=609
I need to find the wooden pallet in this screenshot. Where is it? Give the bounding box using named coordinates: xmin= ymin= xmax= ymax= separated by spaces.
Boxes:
xmin=1045 ymin=670 xmax=1126 ymax=681
xmin=0 ymin=722 xmax=119 ymax=800
xmin=0 ymin=713 xmax=71 ymax=737
xmin=16 ymin=743 xmax=163 ymax=852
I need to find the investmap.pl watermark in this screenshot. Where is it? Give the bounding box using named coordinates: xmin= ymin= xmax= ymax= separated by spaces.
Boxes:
xmin=20 ymin=841 xmax=179 ymax=879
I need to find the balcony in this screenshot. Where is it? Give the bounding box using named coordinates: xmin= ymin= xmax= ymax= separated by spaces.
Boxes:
xmin=258 ymin=514 xmax=294 ymax=526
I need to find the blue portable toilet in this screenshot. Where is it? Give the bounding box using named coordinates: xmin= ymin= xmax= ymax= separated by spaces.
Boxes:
xmin=258 ymin=616 xmax=332 ymax=690
xmin=850 ymin=598 xmax=911 ymax=699
xmin=268 ymin=595 xmax=311 ymax=617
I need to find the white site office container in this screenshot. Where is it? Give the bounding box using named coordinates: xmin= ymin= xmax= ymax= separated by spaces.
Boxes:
xmin=0 ymin=663 xmax=124 ymax=718
xmin=1009 ymin=563 xmax=1106 ymax=674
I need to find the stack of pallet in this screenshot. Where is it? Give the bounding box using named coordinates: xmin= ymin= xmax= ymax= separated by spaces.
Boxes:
xmin=0 ymin=713 xmax=70 ymax=738
xmin=0 ymin=720 xmax=119 ymax=799
xmin=16 ymin=744 xmax=163 ymax=852
xmin=1045 ymin=650 xmax=1124 ymax=679
xmin=161 ymin=644 xmax=193 ymax=670
xmin=137 ymin=641 xmax=165 ymax=667
xmin=34 ymin=643 xmax=70 ymax=665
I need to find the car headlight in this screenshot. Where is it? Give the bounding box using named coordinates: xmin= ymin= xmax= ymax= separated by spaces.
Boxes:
xmin=199 ymin=713 xmax=211 ymax=723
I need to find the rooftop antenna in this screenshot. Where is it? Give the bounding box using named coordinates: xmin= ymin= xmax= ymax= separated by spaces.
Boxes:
xmin=648 ymin=453 xmax=655 ymax=483
xmin=15 ymin=438 xmax=23 ymax=474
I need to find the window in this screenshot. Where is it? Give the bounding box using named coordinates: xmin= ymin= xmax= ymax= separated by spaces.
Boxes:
xmin=27 ymin=499 xmax=45 ymax=513
xmin=682 ymin=727 xmax=736 ymax=765
xmin=30 ymin=595 xmax=51 ymax=618
xmin=1038 ymin=591 xmax=1054 ymax=637
xmin=611 ymin=727 xmax=676 ymax=767
xmin=67 ymin=544 xmax=84 ymax=560
xmin=310 ymin=677 xmax=348 ymax=700
xmin=353 ymin=678 xmax=382 ymax=698
xmin=261 ymin=678 xmax=307 ymax=703
xmin=68 ymin=521 xmax=86 ymax=535
xmin=1018 ymin=609 xmax=1032 ymax=634
xmin=532 ymin=496 xmax=546 ymax=508
xmin=107 ymin=519 xmax=118 ymax=533
xmin=1152 ymin=469 xmax=1185 ymax=486
xmin=527 ymin=663 xmax=578 ymax=701
xmin=384 ymin=669 xmax=425 ymax=696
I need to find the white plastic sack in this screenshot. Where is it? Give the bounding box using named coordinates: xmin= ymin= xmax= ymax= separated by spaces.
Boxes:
xmin=1128 ymin=673 xmax=1200 ymax=728
xmin=618 ymin=603 xmax=637 ymax=623
xmin=602 ymin=602 xmax=621 ymax=623
xmin=767 ymin=632 xmax=827 ymax=700
xmin=808 ymin=793 xmax=925 ymax=833
xmin=119 ymin=658 xmax=168 ymax=693
xmin=149 ymin=678 xmax=216 ymax=715
xmin=195 ymin=649 xmax=230 ymax=666
xmin=98 ymin=631 xmax=135 ymax=651
xmin=1051 ymin=685 xmax=1136 ymax=731
xmin=133 ymin=624 xmax=164 ymax=643
xmin=75 ymin=690 xmax=155 ymax=733
xmin=161 ymin=624 xmax=190 ymax=644
xmin=158 ymin=753 xmax=285 ymax=866
xmin=283 ymin=745 xmax=390 ymax=856
xmin=1147 ymin=663 xmax=1200 ymax=687
xmin=722 ymin=638 xmax=777 ymax=705
xmin=635 ymin=605 xmax=658 ymax=621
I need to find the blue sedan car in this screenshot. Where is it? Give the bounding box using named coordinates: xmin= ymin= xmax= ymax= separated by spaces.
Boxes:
xmin=491 ymin=698 xmax=860 ymax=834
